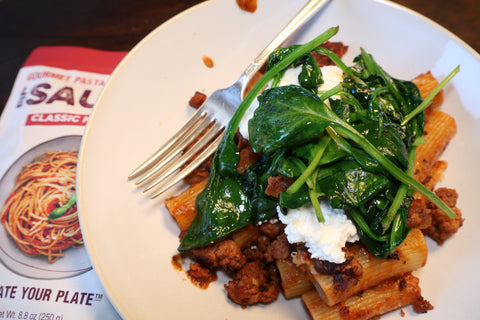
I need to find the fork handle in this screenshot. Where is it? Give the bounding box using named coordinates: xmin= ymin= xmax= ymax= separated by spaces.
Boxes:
xmin=238 ymin=0 xmax=332 ymax=94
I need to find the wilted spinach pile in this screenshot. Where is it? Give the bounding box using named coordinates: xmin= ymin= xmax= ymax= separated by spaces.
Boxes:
xmin=178 ymin=26 xmax=457 ymax=258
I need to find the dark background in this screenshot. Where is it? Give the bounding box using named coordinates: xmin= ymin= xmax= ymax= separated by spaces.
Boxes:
xmin=1 ymin=0 xmax=479 ymax=113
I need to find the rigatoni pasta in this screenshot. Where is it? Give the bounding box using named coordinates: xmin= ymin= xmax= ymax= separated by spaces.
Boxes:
xmin=231 ymin=223 xmax=261 ymax=249
xmin=413 ymin=110 xmax=457 ymax=184
xmin=275 ymin=258 xmax=314 ymax=299
xmin=412 ymin=71 xmax=444 ymax=110
xmin=165 ymin=179 xmax=207 ymax=231
xmin=293 ymin=229 xmax=427 ymax=306
xmin=302 ymin=274 xmax=423 ymax=320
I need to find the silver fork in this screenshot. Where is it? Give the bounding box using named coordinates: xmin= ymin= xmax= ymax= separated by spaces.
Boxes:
xmin=129 ymin=0 xmax=332 ymax=198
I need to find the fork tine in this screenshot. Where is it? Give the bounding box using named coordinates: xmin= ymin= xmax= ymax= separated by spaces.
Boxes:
xmin=143 ymin=122 xmax=224 ymax=192
xmin=135 ymin=114 xmax=215 ymax=185
xmin=128 ymin=109 xmax=209 ymax=180
xmin=149 ymin=133 xmax=224 ymax=198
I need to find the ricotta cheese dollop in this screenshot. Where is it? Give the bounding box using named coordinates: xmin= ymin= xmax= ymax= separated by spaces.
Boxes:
xmin=279 ymin=201 xmax=359 ymax=264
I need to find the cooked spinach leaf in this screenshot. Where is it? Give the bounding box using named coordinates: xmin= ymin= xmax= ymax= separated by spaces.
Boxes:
xmin=248 ymin=85 xmax=332 ymax=152
xmin=317 ymin=160 xmax=389 ymax=208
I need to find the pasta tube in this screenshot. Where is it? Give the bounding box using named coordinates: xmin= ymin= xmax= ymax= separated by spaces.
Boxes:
xmin=302 ymin=274 xmax=422 ymax=320
xmin=294 ymin=229 xmax=427 ymax=306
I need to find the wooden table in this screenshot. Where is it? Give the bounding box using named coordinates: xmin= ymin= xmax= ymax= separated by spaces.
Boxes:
xmin=1 ymin=0 xmax=478 ymax=113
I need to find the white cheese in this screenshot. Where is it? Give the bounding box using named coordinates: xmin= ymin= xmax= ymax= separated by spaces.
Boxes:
xmin=318 ymin=65 xmax=344 ymax=94
xmin=278 ymin=201 xmax=359 ymax=264
xmin=277 ymin=65 xmax=303 ymax=87
xmin=238 ymin=98 xmax=260 ymax=141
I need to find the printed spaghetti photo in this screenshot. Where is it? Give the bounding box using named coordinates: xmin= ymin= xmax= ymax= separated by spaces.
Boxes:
xmin=1 ymin=150 xmax=83 ymax=263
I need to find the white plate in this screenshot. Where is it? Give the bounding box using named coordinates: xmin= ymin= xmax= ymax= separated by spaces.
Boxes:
xmin=77 ymin=0 xmax=480 ymax=319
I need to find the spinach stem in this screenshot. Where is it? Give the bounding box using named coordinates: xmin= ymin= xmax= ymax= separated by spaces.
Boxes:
xmin=338 ymin=91 xmax=364 ymax=112
xmin=326 ymin=126 xmax=353 ymax=155
xmin=349 ymin=209 xmax=388 ymax=242
xmin=318 ymin=83 xmax=343 ymax=101
xmin=309 ymin=189 xmax=324 ymax=223
xmin=316 ymin=47 xmax=353 ymax=77
xmin=401 ymin=65 xmax=460 ymax=126
xmin=287 ymin=136 xmax=331 ymax=194
xmin=361 ymin=48 xmax=404 ymax=107
xmin=388 ymin=211 xmax=406 ymax=253
xmin=381 ymin=145 xmax=416 ymax=231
